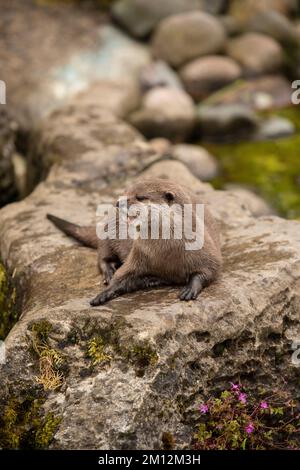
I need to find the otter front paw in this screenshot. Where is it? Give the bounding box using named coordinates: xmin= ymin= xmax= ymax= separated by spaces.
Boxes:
xmin=179 ymin=274 xmax=204 ymax=301
xmin=90 ymin=289 xmax=113 ymax=306
xmin=179 ymin=286 xmax=198 ymax=301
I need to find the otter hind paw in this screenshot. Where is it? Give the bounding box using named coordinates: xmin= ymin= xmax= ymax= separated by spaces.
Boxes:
xmin=179 ymin=275 xmax=203 ymax=301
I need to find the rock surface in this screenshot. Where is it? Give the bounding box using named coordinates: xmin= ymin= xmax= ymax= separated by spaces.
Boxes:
xmin=112 ymin=0 xmax=203 ymax=37
xmin=1 ymin=0 xmax=300 ymax=452
xmin=219 ymin=14 xmax=242 ymax=36
xmin=229 ymin=0 xmax=298 ymax=25
xmin=140 ymin=61 xmax=184 ymax=92
xmin=201 ymin=0 xmax=228 ymax=14
xmin=148 ymin=138 xmax=173 ymax=155
xmin=197 ymin=104 xmax=259 ymax=142
xmin=152 ymin=11 xmax=226 ymax=67
xmin=128 ymin=87 xmax=196 ymax=142
xmin=245 ymin=10 xmax=299 ymax=44
xmin=255 ymin=116 xmax=295 ymax=140
xmin=180 ymin=55 xmax=241 ymax=101
xmin=0 ymin=109 xmax=18 ymax=207
xmin=204 ymin=75 xmax=292 ymax=111
xmin=172 ymin=144 xmax=219 ymax=181
xmin=225 ymin=185 xmax=276 ymax=217
xmin=148 ymin=140 xmax=219 ymax=182
xmin=226 ymin=33 xmax=284 ymax=76
xmin=0 ymin=2 xmax=150 ymax=127
xmin=1 ymin=84 xmax=300 ymax=450
xmin=65 ymin=80 xmax=142 ymax=119
xmin=29 ymin=24 xmax=150 ymax=124
xmin=0 ymin=0 xmax=106 ymax=127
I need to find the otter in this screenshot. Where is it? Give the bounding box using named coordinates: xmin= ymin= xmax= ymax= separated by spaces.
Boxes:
xmin=47 ymin=178 xmax=222 ymax=306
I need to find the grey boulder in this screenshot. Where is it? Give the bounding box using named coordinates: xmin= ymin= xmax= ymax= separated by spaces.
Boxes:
xmin=152 ymin=11 xmax=226 ymax=67
xmin=197 ymin=104 xmax=259 ymax=142
xmin=128 ymin=87 xmax=196 ymax=142
xmin=226 ymin=33 xmax=284 ymax=76
xmin=180 ymin=55 xmax=241 ymax=101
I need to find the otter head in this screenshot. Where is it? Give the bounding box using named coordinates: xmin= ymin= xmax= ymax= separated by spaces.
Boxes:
xmin=116 ymin=178 xmax=191 ymax=237
xmin=118 ymin=178 xmax=191 ymax=208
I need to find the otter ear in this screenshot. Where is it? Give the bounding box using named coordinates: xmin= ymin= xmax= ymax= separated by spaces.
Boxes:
xmin=164 ymin=191 xmax=175 ymax=202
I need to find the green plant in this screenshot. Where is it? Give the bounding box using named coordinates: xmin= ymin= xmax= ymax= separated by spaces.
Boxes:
xmin=127 ymin=344 xmax=158 ymax=368
xmin=194 ymin=384 xmax=300 ymax=450
xmin=30 ymin=321 xmax=64 ymax=390
xmin=0 ymin=262 xmax=18 ymax=340
xmin=206 ymin=107 xmax=300 ymax=219
xmin=0 ymin=396 xmax=61 ymax=449
xmin=87 ymin=336 xmax=111 ymax=365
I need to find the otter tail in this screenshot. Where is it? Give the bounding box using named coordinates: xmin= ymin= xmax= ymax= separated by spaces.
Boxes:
xmin=47 ymin=214 xmax=98 ymax=249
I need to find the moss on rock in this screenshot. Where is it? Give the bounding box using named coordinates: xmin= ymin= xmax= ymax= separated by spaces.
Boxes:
xmin=0 ymin=395 xmax=61 ymax=449
xmin=206 ymin=107 xmax=300 ymax=219
xmin=30 ymin=321 xmax=65 ymax=391
xmin=74 ymin=319 xmax=160 ymax=376
xmin=87 ymin=335 xmax=111 ymax=366
xmin=126 ymin=343 xmax=159 ymax=371
xmin=0 ymin=262 xmax=18 ymax=340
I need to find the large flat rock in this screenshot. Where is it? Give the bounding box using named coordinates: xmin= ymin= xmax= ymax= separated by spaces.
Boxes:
xmin=1 ymin=88 xmax=300 ymax=449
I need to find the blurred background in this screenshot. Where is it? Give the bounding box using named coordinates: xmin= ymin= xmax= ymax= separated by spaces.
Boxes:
xmin=1 ymin=0 xmax=300 ymax=218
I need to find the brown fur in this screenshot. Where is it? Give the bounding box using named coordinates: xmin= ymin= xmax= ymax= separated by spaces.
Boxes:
xmin=47 ymin=178 xmax=222 ymax=305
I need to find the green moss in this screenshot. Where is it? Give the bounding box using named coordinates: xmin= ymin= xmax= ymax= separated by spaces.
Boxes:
xmin=31 ymin=320 xmax=53 ymax=343
xmin=0 ymin=262 xmax=18 ymax=340
xmin=126 ymin=343 xmax=159 ymax=374
xmin=205 ymin=107 xmax=300 ymax=219
xmin=122 ymin=342 xmax=159 ymax=377
xmin=80 ymin=320 xmax=159 ymax=375
xmin=87 ymin=336 xmax=111 ymax=366
xmin=30 ymin=321 xmax=65 ymax=390
xmin=0 ymin=395 xmax=61 ymax=449
xmin=34 ymin=413 xmax=62 ymax=448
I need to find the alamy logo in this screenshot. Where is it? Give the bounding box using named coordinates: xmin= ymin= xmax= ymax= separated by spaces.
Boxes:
xmin=291 ymin=80 xmax=300 ymax=105
xmin=291 ymin=340 xmax=300 ymax=366
xmin=0 ymin=80 xmax=6 ymax=104
xmin=0 ymin=340 xmax=6 ymax=364
xmin=96 ymin=200 xmax=205 ymax=251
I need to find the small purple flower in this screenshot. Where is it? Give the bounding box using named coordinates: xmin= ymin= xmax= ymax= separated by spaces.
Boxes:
xmin=260 ymin=401 xmax=268 ymax=409
xmin=238 ymin=392 xmax=247 ymax=404
xmin=199 ymin=404 xmax=209 ymax=414
xmin=230 ymin=382 xmax=240 ymax=392
xmin=245 ymin=423 xmax=254 ymax=434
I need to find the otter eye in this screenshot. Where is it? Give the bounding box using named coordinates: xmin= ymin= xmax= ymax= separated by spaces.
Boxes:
xmin=136 ymin=195 xmax=147 ymax=202
xmin=165 ymin=191 xmax=175 ymax=202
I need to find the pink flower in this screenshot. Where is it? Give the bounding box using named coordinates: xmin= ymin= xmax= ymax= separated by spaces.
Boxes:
xmin=199 ymin=404 xmax=209 ymax=414
xmin=260 ymin=401 xmax=268 ymax=409
xmin=230 ymin=382 xmax=240 ymax=392
xmin=238 ymin=392 xmax=247 ymax=404
xmin=245 ymin=423 xmax=254 ymax=434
